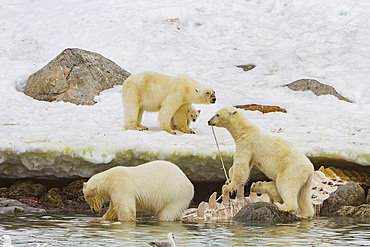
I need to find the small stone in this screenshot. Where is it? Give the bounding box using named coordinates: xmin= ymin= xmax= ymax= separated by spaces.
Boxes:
xmin=236 ymin=64 xmax=256 ymax=71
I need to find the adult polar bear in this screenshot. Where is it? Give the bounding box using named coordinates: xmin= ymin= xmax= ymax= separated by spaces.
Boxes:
xmin=122 ymin=71 xmax=216 ymax=135
xmin=83 ymin=161 xmax=194 ymax=222
xmin=208 ymin=107 xmax=314 ymax=219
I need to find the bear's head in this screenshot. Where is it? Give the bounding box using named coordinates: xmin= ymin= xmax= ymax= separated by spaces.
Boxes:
xmin=208 ymin=106 xmax=238 ymax=127
xmin=188 ymin=109 xmax=201 ymax=122
xmin=195 ymin=86 xmax=216 ymax=104
xmin=83 ymin=180 xmax=106 ymax=215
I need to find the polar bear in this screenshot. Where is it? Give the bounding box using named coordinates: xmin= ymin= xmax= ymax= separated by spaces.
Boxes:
xmin=250 ymin=181 xmax=283 ymax=204
xmin=208 ymin=107 xmax=314 ymax=219
xmin=122 ymin=71 xmax=216 ymax=135
xmin=83 ymin=160 xmax=194 ymax=222
xmin=170 ymin=103 xmax=201 ymax=134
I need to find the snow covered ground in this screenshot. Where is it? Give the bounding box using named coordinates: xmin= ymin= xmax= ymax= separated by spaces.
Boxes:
xmin=0 ymin=0 xmax=369 ymax=178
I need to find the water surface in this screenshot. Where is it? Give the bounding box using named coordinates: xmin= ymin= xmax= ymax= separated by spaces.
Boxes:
xmin=1 ymin=214 xmax=369 ymax=246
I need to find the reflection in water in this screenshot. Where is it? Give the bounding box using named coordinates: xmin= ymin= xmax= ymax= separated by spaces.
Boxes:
xmin=0 ymin=214 xmax=369 ymax=246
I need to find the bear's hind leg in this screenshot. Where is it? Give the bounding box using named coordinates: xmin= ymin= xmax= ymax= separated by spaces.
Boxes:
xmin=137 ymin=107 xmax=148 ymax=130
xmin=275 ymin=177 xmax=300 ymax=213
xmin=158 ymin=104 xmax=180 ymax=135
xmin=156 ymin=203 xmax=184 ymax=221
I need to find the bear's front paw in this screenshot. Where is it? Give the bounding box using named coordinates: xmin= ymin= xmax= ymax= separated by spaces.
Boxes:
xmin=222 ymin=182 xmax=238 ymax=194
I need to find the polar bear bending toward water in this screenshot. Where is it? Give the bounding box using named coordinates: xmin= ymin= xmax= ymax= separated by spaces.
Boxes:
xmin=83 ymin=160 xmax=194 ymax=222
xmin=208 ymin=107 xmax=314 ymax=219
xmin=122 ymin=71 xmax=215 ymax=135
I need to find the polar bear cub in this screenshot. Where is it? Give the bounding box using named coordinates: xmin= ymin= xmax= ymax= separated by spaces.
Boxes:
xmin=208 ymin=106 xmax=314 ymax=219
xmin=122 ymin=71 xmax=216 ymax=135
xmin=83 ymin=160 xmax=194 ymax=222
xmin=171 ymin=103 xmax=201 ymax=134
xmin=251 ymin=181 xmax=283 ymax=204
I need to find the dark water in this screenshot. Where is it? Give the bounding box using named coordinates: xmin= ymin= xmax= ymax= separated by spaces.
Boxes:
xmin=1 ymin=214 xmax=369 ymax=246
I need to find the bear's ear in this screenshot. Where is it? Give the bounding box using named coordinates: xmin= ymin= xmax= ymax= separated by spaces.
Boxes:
xmin=83 ymin=182 xmax=87 ymax=188
xmin=195 ymin=88 xmax=199 ymax=93
xmin=230 ymin=110 xmax=238 ymax=116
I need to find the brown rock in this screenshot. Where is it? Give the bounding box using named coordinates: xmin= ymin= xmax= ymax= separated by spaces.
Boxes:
xmin=40 ymin=188 xmax=64 ymax=208
xmin=9 ymin=180 xmax=46 ymax=200
xmin=284 ymin=79 xmax=352 ymax=103
xmin=235 ymin=104 xmax=287 ymax=114
xmin=24 ymin=48 xmax=131 ymax=105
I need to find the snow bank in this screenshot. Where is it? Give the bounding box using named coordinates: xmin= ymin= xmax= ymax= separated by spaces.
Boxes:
xmin=1 ymin=0 xmax=370 ymax=179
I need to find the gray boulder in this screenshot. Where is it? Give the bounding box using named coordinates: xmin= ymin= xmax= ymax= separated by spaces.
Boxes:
xmin=232 ymin=202 xmax=301 ymax=224
xmin=284 ymin=79 xmax=352 ymax=103
xmin=320 ymin=183 xmax=366 ymax=216
xmin=24 ymin=48 xmax=131 ymax=105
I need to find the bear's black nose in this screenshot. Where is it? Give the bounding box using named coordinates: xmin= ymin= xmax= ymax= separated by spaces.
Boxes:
xmin=208 ymin=120 xmax=212 ymax=126
xmin=210 ymin=98 xmax=216 ymax=103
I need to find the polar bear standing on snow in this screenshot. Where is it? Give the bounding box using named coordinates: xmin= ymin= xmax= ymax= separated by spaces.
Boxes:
xmin=83 ymin=160 xmax=194 ymax=222
xmin=122 ymin=71 xmax=216 ymax=135
xmin=208 ymin=107 xmax=314 ymax=219
xmin=171 ymin=103 xmax=201 ymax=134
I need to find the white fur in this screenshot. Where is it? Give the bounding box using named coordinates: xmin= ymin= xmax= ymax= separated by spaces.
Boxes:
xmin=208 ymin=106 xmax=314 ymax=219
xmin=122 ymin=71 xmax=215 ymax=134
xmin=250 ymin=181 xmax=283 ymax=204
xmin=83 ymin=160 xmax=194 ymax=222
xmin=170 ymin=103 xmax=201 ymax=134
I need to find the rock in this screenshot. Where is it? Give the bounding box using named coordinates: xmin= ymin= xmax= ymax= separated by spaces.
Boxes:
xmin=284 ymin=79 xmax=352 ymax=103
xmin=337 ymin=204 xmax=370 ymax=218
xmin=60 ymin=179 xmax=89 ymax=211
xmin=24 ymin=48 xmax=131 ymax=105
xmin=232 ymin=202 xmax=301 ymax=223
xmin=236 ymin=64 xmax=256 ymax=71
xmin=9 ymin=180 xmax=46 ymax=200
xmin=0 ymin=198 xmax=46 ymax=214
xmin=40 ymin=188 xmax=64 ymax=208
xmin=320 ymin=183 xmax=366 ymax=216
xmin=234 ymin=104 xmax=287 ymax=114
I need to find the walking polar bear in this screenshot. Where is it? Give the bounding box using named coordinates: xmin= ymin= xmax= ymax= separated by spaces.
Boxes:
xmin=122 ymin=71 xmax=216 ymax=135
xmin=208 ymin=106 xmax=314 ymax=219
xmin=83 ymin=160 xmax=194 ymax=222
